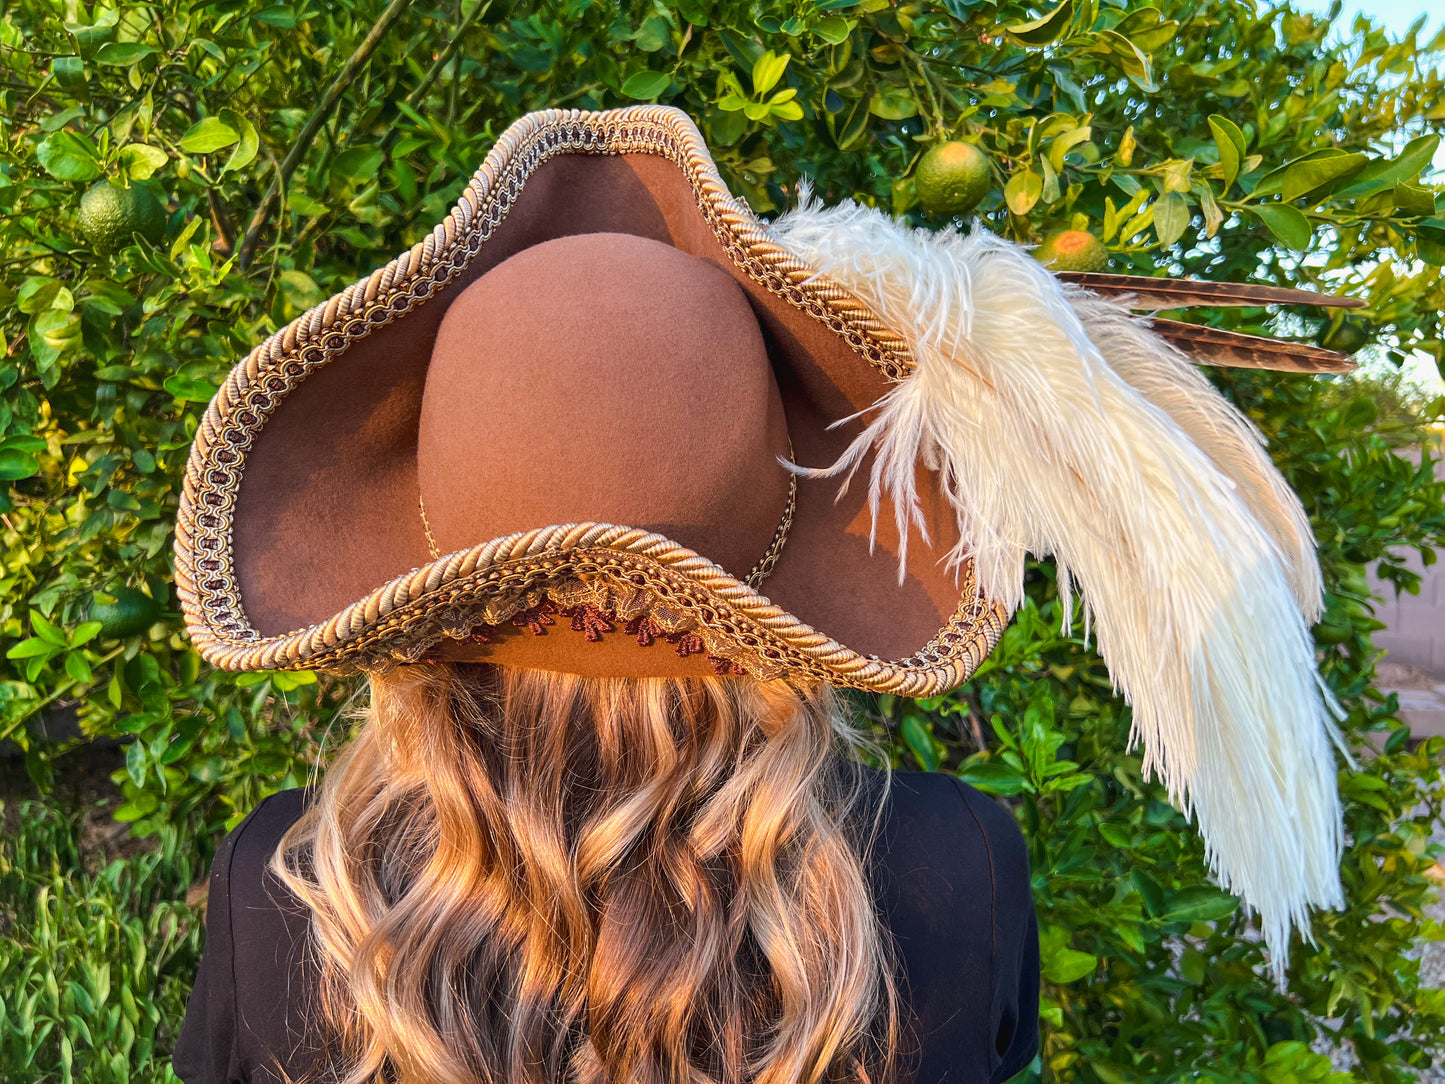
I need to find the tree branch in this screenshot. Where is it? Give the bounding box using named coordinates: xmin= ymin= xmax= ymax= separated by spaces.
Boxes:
xmin=236 ymin=0 xmax=414 ymax=268
xmin=404 ymin=0 xmax=492 ymax=108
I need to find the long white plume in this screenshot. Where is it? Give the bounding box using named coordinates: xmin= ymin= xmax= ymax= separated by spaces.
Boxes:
xmin=768 ymin=190 xmax=1350 ymax=986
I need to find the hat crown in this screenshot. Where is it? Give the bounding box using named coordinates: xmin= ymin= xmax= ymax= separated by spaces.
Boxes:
xmin=417 ymin=232 xmax=791 ymax=579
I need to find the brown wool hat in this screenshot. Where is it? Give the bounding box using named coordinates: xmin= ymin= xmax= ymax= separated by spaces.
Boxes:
xmin=175 ymin=104 xmax=1357 ymax=695
xmin=176 ymin=106 xmax=1009 ymax=692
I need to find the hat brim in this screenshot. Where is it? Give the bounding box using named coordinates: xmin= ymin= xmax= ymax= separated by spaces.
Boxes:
xmin=174 ymin=105 xmax=1009 ymax=694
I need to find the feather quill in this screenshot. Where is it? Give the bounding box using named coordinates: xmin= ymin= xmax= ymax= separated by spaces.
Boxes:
xmin=768 ymin=192 xmax=1349 ymax=986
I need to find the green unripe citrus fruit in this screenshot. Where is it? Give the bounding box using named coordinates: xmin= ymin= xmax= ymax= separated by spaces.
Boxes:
xmin=1033 ymin=229 xmax=1109 ymax=272
xmin=914 ymin=141 xmax=992 ymax=217
xmin=89 ymin=586 xmax=163 ymax=639
xmin=1314 ymin=594 xmax=1353 ymax=645
xmin=76 ymin=181 xmax=167 ymax=254
xmin=1319 ymin=318 xmax=1369 ymax=354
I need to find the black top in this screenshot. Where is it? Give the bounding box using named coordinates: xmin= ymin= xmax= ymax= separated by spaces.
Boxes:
xmin=173 ymin=768 xmax=1040 ymax=1084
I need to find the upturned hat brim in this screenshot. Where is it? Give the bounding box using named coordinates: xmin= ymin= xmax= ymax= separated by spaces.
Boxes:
xmin=175 ymin=105 xmax=1009 ymax=693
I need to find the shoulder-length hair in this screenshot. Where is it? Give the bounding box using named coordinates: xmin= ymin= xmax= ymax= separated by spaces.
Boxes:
xmin=274 ymin=663 xmax=903 ymax=1084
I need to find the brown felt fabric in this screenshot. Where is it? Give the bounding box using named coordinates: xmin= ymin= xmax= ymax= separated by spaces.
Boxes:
xmin=232 ymin=156 xmax=678 ymax=635
xmin=427 ymin=625 xmax=723 ymax=677
xmin=419 ymin=233 xmax=790 ymax=577
xmin=233 ymin=150 xmax=971 ymax=668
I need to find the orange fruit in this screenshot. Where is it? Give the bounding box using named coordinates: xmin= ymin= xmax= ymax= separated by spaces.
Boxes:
xmin=914 ymin=141 xmax=992 ymax=217
xmin=77 ymin=181 xmax=166 ymax=254
xmin=88 ymin=586 xmax=162 ymax=638
xmin=1320 ymin=319 xmax=1369 ymax=354
xmin=1034 ymin=229 xmax=1109 ymax=272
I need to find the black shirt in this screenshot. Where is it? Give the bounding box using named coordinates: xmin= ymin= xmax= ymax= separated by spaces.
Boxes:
xmin=172 ymin=768 xmax=1040 ymax=1083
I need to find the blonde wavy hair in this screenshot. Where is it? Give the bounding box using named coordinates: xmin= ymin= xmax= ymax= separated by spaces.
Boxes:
xmin=273 ymin=663 xmax=904 ymax=1084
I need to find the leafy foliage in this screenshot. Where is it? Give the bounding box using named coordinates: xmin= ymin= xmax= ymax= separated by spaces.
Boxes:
xmin=0 ymin=796 xmax=203 ymax=1084
xmin=1 ymin=0 xmax=1443 ymax=1080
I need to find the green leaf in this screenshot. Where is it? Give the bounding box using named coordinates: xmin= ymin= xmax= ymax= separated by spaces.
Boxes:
xmin=1114 ymin=7 xmax=1180 ymax=52
xmin=955 ymin=759 xmax=1028 ymax=796
xmin=113 ymin=795 xmax=158 ymax=821
xmin=5 ymin=637 xmax=57 ymax=661
xmin=177 ymin=116 xmax=239 ymax=154
xmin=31 ymin=611 xmax=66 ymax=647
xmin=125 ymin=740 xmax=148 ymax=787
xmin=34 ymin=309 xmax=81 ymax=359
xmin=1005 ymin=168 xmax=1042 ymax=214
xmin=1003 ymin=0 xmax=1073 ymax=45
xmin=769 ymin=97 xmax=804 ymax=122
xmin=620 ymin=70 xmax=671 ymax=100
xmin=1043 ymin=947 xmax=1098 ymax=983
xmin=901 ymin=715 xmax=939 ymax=770
xmin=1393 ymin=182 xmax=1436 ymax=217
xmin=1162 ymin=886 xmax=1240 ymax=923
xmin=66 ymin=9 xmax=118 ymax=55
xmin=1132 ymin=870 xmax=1166 ymax=917
xmin=64 ymin=651 xmax=93 ymax=685
xmin=0 ymin=434 xmax=46 ymax=453
xmin=17 ymin=277 xmax=67 ymax=314
xmin=1154 ymin=190 xmax=1190 ymax=245
xmin=117 ymin=143 xmax=167 ymax=181
xmin=1249 ymin=203 xmax=1313 ymax=250
xmin=330 ymin=146 xmax=384 ymax=186
xmin=1048 ymin=126 xmax=1092 ymax=172
xmin=1335 ymin=134 xmax=1441 ymax=198
xmin=1094 ymin=30 xmax=1158 ymax=92
xmin=812 ymin=16 xmax=852 ymax=44
xmin=1096 ymin=821 xmax=1133 ymax=847
xmin=163 ymin=374 xmax=219 ymax=404
xmin=1279 ymin=152 xmax=1367 ymax=202
xmin=0 ymin=449 xmax=40 ymax=482
xmin=630 ymin=14 xmax=671 ymax=52
xmin=868 ymin=86 xmax=917 ymax=120
xmin=93 ymin=42 xmax=156 ymax=66
xmin=51 ymin=56 xmax=89 ymax=93
xmin=1208 ymin=114 xmax=1246 ymax=190
xmin=830 ymin=97 xmax=870 ymax=151
xmin=751 ymin=50 xmax=791 ymax=96
xmin=1418 ymin=220 xmax=1445 ymax=265
xmin=36 ymin=131 xmax=101 ymax=182
xmin=70 ymin=621 xmax=104 ymax=647
xmin=219 ymin=110 xmax=259 ymax=175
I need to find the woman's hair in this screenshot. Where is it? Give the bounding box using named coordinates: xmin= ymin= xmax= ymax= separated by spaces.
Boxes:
xmin=272 ymin=664 xmax=903 ymax=1084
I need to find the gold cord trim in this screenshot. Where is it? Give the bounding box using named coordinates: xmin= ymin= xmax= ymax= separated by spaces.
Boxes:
xmin=417 ymin=444 xmax=798 ymax=591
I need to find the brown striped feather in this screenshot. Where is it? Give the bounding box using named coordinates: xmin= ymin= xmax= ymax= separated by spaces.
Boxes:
xmin=1056 ymin=272 xmax=1365 ymax=311
xmin=1146 ymin=318 xmax=1357 ymax=373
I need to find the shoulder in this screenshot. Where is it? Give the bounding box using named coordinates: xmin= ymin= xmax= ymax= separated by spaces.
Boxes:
xmin=173 ymin=789 xmax=318 ymax=1084
xmin=208 ymin=788 xmax=312 ymax=947
xmin=212 ymin=789 xmax=322 ymax=1079
xmin=861 ymin=765 xmax=1030 ymax=889
xmin=858 ymin=766 xmax=1038 ymax=1083
xmin=219 ymin=789 xmax=309 ymax=896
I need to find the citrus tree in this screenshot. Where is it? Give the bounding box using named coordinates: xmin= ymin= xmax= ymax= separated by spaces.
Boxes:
xmin=1 ymin=1 xmax=1443 ymax=1081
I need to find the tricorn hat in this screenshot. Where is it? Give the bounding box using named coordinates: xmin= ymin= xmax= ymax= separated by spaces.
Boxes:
xmin=176 ymin=104 xmax=1362 ymax=980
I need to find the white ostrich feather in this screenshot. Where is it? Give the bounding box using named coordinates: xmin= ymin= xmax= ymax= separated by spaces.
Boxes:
xmin=768 ymin=190 xmax=1349 ymax=986
xmin=1065 ymin=293 xmax=1324 ymax=621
